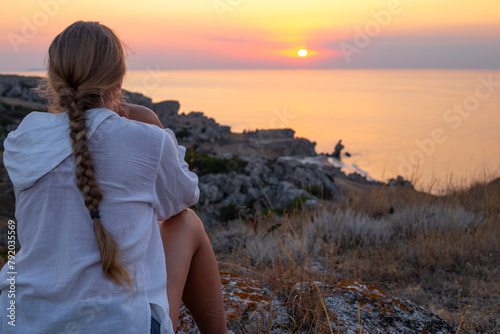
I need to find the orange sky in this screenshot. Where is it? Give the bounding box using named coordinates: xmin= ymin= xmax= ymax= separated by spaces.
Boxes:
xmin=0 ymin=0 xmax=499 ymax=71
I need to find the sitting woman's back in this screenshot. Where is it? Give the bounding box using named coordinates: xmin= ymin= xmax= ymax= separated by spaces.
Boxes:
xmin=1 ymin=107 xmax=198 ymax=332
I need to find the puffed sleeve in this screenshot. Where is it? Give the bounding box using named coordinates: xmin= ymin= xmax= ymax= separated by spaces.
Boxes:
xmin=152 ymin=128 xmax=200 ymax=221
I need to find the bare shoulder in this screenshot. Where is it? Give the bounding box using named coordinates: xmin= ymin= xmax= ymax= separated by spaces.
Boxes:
xmin=124 ymin=103 xmax=163 ymax=128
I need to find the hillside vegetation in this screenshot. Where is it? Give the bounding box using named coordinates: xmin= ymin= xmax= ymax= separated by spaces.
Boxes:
xmin=210 ymin=178 xmax=500 ymax=333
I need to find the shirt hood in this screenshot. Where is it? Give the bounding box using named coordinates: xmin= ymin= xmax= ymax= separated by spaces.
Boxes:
xmin=3 ymin=108 xmax=119 ymax=191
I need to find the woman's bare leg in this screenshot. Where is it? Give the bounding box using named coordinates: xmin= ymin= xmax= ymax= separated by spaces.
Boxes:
xmin=159 ymin=209 xmax=228 ymax=333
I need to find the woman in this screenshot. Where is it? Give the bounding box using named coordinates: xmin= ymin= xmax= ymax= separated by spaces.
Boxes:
xmin=0 ymin=21 xmax=228 ymax=333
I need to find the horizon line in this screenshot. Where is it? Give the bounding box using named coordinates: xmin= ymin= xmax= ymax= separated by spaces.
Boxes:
xmin=3 ymin=67 xmax=500 ymax=74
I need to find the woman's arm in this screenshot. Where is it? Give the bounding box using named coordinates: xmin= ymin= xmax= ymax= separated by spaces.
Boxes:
xmin=121 ymin=102 xmax=197 ymax=218
xmin=121 ymin=103 xmax=163 ymax=129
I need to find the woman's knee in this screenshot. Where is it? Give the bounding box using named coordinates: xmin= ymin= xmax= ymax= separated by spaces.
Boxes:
xmin=159 ymin=209 xmax=206 ymax=245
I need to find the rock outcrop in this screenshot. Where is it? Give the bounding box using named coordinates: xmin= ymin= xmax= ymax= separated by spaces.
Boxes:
xmin=196 ymin=155 xmax=350 ymax=227
xmin=244 ymin=129 xmax=317 ymax=157
xmin=124 ymin=91 xmax=154 ymax=108
xmin=388 ymin=176 xmax=415 ymax=189
xmin=244 ymin=128 xmax=295 ymax=139
xmin=177 ymin=272 xmax=457 ymax=334
xmin=153 ymin=100 xmax=180 ymax=119
xmin=0 ymin=75 xmax=45 ymax=104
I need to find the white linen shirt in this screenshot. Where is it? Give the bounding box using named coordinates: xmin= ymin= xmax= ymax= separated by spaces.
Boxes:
xmin=0 ymin=108 xmax=199 ymax=333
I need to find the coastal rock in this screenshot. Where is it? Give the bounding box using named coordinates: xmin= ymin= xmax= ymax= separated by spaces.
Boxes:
xmin=194 ymin=155 xmax=361 ymax=226
xmin=153 ymin=100 xmax=180 ymax=119
xmin=198 ymin=173 xmax=263 ymax=208
xmin=176 ymin=272 xmax=457 ymax=334
xmin=177 ymin=112 xmax=231 ymax=144
xmin=243 ymin=157 xmax=273 ymax=180
xmin=0 ymin=75 xmax=44 ymax=104
xmin=243 ymin=129 xmax=316 ymax=157
xmin=150 ymin=100 xmax=181 ymax=130
xmin=244 ymin=128 xmax=295 ymax=140
xmin=272 ymin=181 xmax=311 ymax=208
xmin=274 ymin=157 xmax=341 ymax=200
xmin=331 ymin=139 xmax=344 ymax=159
xmin=123 ymin=91 xmax=154 ymax=109
xmin=244 ymin=130 xmax=317 ymax=157
xmin=197 ymin=160 xmax=343 ymax=226
xmin=346 ymin=172 xmax=381 ymax=185
xmin=388 ymin=176 xmax=414 ymax=189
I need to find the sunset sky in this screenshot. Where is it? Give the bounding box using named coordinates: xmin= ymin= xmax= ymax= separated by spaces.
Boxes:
xmin=0 ymin=0 xmax=499 ymax=71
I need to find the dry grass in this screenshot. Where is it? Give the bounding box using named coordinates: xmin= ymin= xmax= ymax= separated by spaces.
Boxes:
xmin=211 ymin=177 xmax=500 ymax=333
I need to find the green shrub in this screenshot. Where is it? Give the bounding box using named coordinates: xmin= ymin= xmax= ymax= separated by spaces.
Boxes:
xmin=304 ymin=185 xmax=333 ymax=200
xmin=186 ymin=149 xmax=248 ymax=176
xmin=260 ymin=195 xmax=311 ymax=218
xmin=262 ymin=207 xmax=285 ymax=217
xmin=219 ymin=203 xmax=239 ymax=222
xmin=289 ymin=195 xmax=310 ymax=211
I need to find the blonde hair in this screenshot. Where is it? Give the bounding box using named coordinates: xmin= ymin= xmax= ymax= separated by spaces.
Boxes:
xmin=40 ymin=21 xmax=132 ymax=289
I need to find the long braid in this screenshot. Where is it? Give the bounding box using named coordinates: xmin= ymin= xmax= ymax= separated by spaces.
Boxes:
xmin=40 ymin=21 xmax=132 ymax=289
xmin=62 ymin=86 xmax=133 ymax=290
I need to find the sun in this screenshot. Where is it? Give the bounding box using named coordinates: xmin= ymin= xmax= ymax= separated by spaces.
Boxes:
xmin=298 ymin=49 xmax=308 ymax=57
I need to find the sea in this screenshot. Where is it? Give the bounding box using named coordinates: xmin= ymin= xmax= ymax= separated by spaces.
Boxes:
xmin=13 ymin=69 xmax=500 ymax=193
